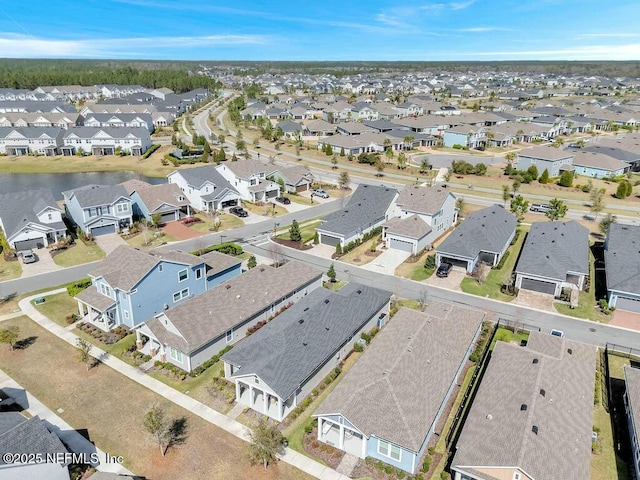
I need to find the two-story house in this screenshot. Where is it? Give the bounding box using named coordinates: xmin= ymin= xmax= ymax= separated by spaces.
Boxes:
xmin=0 ymin=126 xmax=65 ymax=155
xmin=167 ymin=165 xmax=240 ymax=212
xmin=62 ymin=184 xmax=133 ymax=237
xmin=216 ymin=159 xmax=280 ymax=203
xmin=61 ymin=126 xmax=153 ymax=156
xmin=383 ymin=186 xmax=457 ymax=255
xmin=0 ymin=189 xmax=67 ymax=250
xmin=75 ymin=245 xmax=242 ymax=331
xmin=82 ymin=113 xmax=154 ymax=132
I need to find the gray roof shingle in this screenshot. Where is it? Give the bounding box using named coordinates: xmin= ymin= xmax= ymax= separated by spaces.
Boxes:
xmin=315 ymin=303 xmax=484 ymax=452
xmin=0 ymin=189 xmax=63 ymax=239
xmin=517 ymin=145 xmax=574 ymax=161
xmin=437 ymin=205 xmax=517 ymax=259
xmin=452 ymin=332 xmax=596 ymax=480
xmin=605 ymin=223 xmax=640 ymax=295
xmin=395 ymin=185 xmax=452 ymax=215
xmin=223 ymin=283 xmax=391 ymax=401
xmin=624 ymin=366 xmax=640 ymax=458
xmin=172 ymin=165 xmax=238 ymax=195
xmin=383 ymin=215 xmax=431 ymax=239
xmin=0 ymin=414 xmax=68 ymax=463
xmin=515 ymin=221 xmax=589 ymax=281
xmin=63 ymin=184 xmax=129 ymax=208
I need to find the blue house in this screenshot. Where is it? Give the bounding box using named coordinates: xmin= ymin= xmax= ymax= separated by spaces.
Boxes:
xmin=314 ymin=303 xmax=484 ymax=474
xmin=62 ymin=184 xmax=133 ymax=237
xmin=75 ymin=245 xmax=241 ymax=330
xmin=605 ymin=223 xmax=640 ymax=313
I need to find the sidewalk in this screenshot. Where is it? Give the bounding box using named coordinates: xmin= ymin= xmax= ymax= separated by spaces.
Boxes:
xmin=18 ymin=289 xmax=351 ymax=480
xmin=0 ymin=370 xmax=133 ymax=475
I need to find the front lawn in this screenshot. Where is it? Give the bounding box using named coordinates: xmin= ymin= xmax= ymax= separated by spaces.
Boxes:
xmin=395 ymin=250 xmax=434 ymax=281
xmin=339 ymin=237 xmax=382 ymax=266
xmin=241 ymin=201 xmax=287 ymax=217
xmin=460 ymin=227 xmax=527 ymax=301
xmin=32 ymin=292 xmax=79 ymax=327
xmin=278 ymin=220 xmax=321 ymax=243
xmin=287 ymin=194 xmax=315 ymax=206
xmin=490 ymin=326 xmax=529 ymax=350
xmin=126 ymin=231 xmax=178 ymax=248
xmin=0 ymin=256 xmax=22 ymax=282
xmin=189 ymin=213 xmax=245 ymax=233
xmin=52 ymin=242 xmax=105 ymax=267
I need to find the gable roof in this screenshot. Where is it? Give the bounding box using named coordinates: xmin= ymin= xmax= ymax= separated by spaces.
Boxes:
xmin=396 ymin=185 xmax=453 ymax=215
xmin=219 ymin=158 xmax=268 ymax=179
xmin=0 ymin=188 xmax=63 ymax=239
xmin=132 ymin=183 xmax=190 ymax=212
xmin=516 ymin=145 xmax=574 ymax=162
xmin=572 ymin=150 xmax=630 ymax=172
xmin=605 ymin=223 xmax=640 ymax=294
xmin=437 ymin=206 xmax=517 ymax=259
xmin=223 ymin=283 xmax=391 ymax=400
xmin=315 ymin=303 xmax=483 ymax=452
xmin=319 ymin=185 xmax=398 ymax=237
xmin=170 ymin=165 xmax=237 ymax=193
xmin=515 ymin=221 xmax=589 ymax=280
xmin=63 ymin=184 xmax=129 ymax=207
xmin=269 ymin=165 xmax=313 ymax=185
xmin=452 ymin=332 xmax=596 ymax=480
xmin=384 ymin=215 xmax=431 ymax=239
xmin=0 ymin=413 xmax=67 ymax=462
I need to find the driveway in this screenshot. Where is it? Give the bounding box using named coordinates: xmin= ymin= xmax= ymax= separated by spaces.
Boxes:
xmin=307 ymin=244 xmax=336 ymax=260
xmin=20 ymin=248 xmax=63 ymax=277
xmin=282 ymin=201 xmax=309 ymax=214
xmin=425 ymin=269 xmax=465 ymax=291
xmin=361 ymin=249 xmax=410 ymax=275
xmin=241 ymin=211 xmax=271 ymax=225
xmin=93 ymin=233 xmax=128 ymax=255
xmin=512 ymin=290 xmax=557 ymax=312
xmin=611 ymin=310 xmax=640 ymax=331
xmin=162 ymin=220 xmax=206 ymax=241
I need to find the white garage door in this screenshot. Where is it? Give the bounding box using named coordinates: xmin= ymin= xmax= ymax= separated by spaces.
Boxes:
xmin=616 ymin=297 xmax=640 ymax=314
xmin=389 ymin=237 xmax=414 ymax=253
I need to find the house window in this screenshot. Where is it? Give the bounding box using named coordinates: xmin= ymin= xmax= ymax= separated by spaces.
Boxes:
xmin=100 ymin=283 xmax=111 ymax=297
xmin=178 ymin=269 xmax=188 ymax=282
xmin=48 ymin=213 xmax=52 ymax=220
xmin=226 ymin=330 xmax=233 ymax=343
xmin=124 ymin=311 xmax=129 ymax=320
xmin=116 ymin=203 xmax=129 ymax=213
xmin=378 ymin=440 xmax=401 ymax=462
xmin=169 ymin=347 xmax=183 ymax=363
xmin=196 ymin=268 xmax=202 ymax=280
xmin=173 ymin=288 xmax=189 ymax=302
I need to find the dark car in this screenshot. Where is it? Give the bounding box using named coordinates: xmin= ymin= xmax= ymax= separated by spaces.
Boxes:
xmin=275 ymin=196 xmax=291 ymax=204
xmin=229 ymin=206 xmax=248 ymax=217
xmin=436 ymin=262 xmax=453 ymax=278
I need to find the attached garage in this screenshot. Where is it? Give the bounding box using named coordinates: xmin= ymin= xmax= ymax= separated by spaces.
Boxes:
xmin=14 ymin=237 xmax=45 ymax=251
xmin=265 ymin=190 xmax=279 ymax=199
xmin=90 ymin=224 xmax=117 ymax=237
xmin=615 ymin=297 xmax=640 ymax=314
xmin=440 ymin=256 xmax=470 ymax=271
xmin=160 ymin=211 xmax=178 ymax=223
xmin=389 ymin=237 xmax=415 ymax=253
xmin=320 ymin=233 xmax=341 ymax=247
xmin=520 ymin=278 xmax=556 ymax=295
xmin=295 ymin=184 xmax=308 ymax=193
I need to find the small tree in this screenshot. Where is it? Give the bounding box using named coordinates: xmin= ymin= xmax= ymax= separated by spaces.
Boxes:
xmin=558 ymin=170 xmax=573 ymax=187
xmin=247 ymin=417 xmax=284 ymax=470
xmin=325 ymin=144 xmax=333 ymax=156
xmin=616 ymin=179 xmax=632 ymax=199
xmin=313 ymin=231 xmax=319 ymax=245
xmin=539 ymin=168 xmax=550 ymax=184
xmin=590 ymin=188 xmax=605 ymax=221
xmin=510 ymin=195 xmax=529 ymax=223
xmin=338 ymin=170 xmax=350 ymax=190
xmin=151 ymin=213 xmax=162 ymax=229
xmin=331 ymin=154 xmax=338 ymax=169
xmin=339 ymin=147 xmax=345 ymax=157
xmin=502 ymin=184 xmax=510 ymax=206
xmin=375 ymin=159 xmax=385 ymax=176
xmin=76 ymin=337 xmax=93 ymax=371
xmin=424 ymin=254 xmax=436 ymax=271
xmin=288 ymin=220 xmax=302 ymax=243
xmin=397 ymin=152 xmax=407 ymax=170
xmin=545 ymin=198 xmax=568 ymax=221
xmin=0 ymin=326 xmax=19 ymax=351
xmin=512 ymin=178 xmax=521 ymax=194
xmin=419 ymin=157 xmax=430 ymax=174
xmin=455 ymin=197 xmax=466 ymax=218
xmin=473 ymin=163 xmax=487 ymax=176
xmin=143 ymin=404 xmax=171 ymax=457
xmin=335 ymin=243 xmax=342 ymax=256
xmin=327 ymin=263 xmax=337 ymax=283
xmin=599 ymin=213 xmax=617 ymax=235
xmin=474 ymin=262 xmax=490 ymax=284
xmin=247 ymin=255 xmax=257 ymax=269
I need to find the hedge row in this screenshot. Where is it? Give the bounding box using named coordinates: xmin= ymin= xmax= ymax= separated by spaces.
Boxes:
xmin=188 ymin=345 xmax=233 ymax=377
xmin=193 ymin=242 xmax=243 ymax=256
xmin=142 ymin=144 xmax=160 ymax=158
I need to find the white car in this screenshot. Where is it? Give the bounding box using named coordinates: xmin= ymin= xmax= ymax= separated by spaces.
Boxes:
xmin=550 ymin=329 xmax=565 ymax=338
xmin=21 ymin=250 xmax=37 ymax=264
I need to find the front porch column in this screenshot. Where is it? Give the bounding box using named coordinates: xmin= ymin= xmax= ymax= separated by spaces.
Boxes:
xmin=135 ymin=329 xmax=143 ymax=350
xmin=278 ymin=397 xmax=283 ymax=421
xmin=317 ymin=418 xmax=323 ymax=441
xmin=249 ymin=385 xmax=254 ymax=407
xmin=235 ymin=381 xmax=241 ymax=403
xmin=263 ymin=391 xmax=269 ymax=417
xmin=339 ymin=424 xmax=345 ymax=449
xmin=77 ymin=300 xmax=84 ymax=317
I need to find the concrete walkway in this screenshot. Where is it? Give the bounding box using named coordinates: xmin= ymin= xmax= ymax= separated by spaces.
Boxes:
xmin=0 ymin=312 xmax=23 ymax=322
xmin=0 ymin=370 xmax=134 ymax=475
xmin=336 ymin=453 xmax=359 ymax=477
xmin=18 ymin=289 xmax=351 ymax=480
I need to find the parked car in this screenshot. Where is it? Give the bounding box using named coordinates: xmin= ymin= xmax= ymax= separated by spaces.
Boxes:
xmin=550 ymin=329 xmax=565 ymax=338
xmin=229 ymin=206 xmax=248 ymax=217
xmin=436 ymin=262 xmax=453 ymax=278
xmin=21 ymin=250 xmax=37 ymax=264
xmin=311 ymin=189 xmax=329 ymax=198
xmin=530 ymin=203 xmax=551 ymax=213
xmin=275 ymin=196 xmax=291 ymax=204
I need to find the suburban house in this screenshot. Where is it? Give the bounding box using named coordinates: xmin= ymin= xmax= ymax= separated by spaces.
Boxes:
xmin=604 ymin=224 xmax=640 ymax=313
xmin=268 ymin=165 xmax=315 ymax=193
xmin=61 ymin=127 xmax=153 ymax=156
xmin=624 ymin=366 xmax=640 ymax=479
xmin=0 ymin=126 xmax=65 ymax=155
xmin=82 ymin=113 xmax=154 ymax=131
xmin=122 ymin=179 xmax=191 ymax=223
xmin=436 ymin=206 xmax=517 ymax=273
xmin=571 ymin=150 xmax=630 ymax=178
xmin=62 ymin=184 xmax=133 ymax=237
xmin=383 ymin=186 xmax=457 ymax=254
xmin=317 ymin=185 xmax=399 ymax=248
xmin=75 ymin=245 xmax=241 ymax=331
xmin=216 ymin=159 xmax=280 ymax=203
xmin=451 ymin=332 xmax=596 ymax=480
xmin=442 ymin=125 xmax=487 ymax=149
xmin=223 ymin=282 xmax=391 ymax=421
xmin=514 ymin=221 xmax=589 ymax=297
xmin=0 ymin=112 xmax=81 ymax=129
xmin=0 ymin=189 xmax=67 ymax=250
xmin=136 ymin=262 xmax=322 ymax=372
xmin=0 ymin=412 xmax=70 ymax=480
xmin=167 ymin=165 xmax=240 ymax=212
xmin=314 ymin=303 xmax=484 ymax=474
xmin=515 ymin=145 xmax=574 ymax=178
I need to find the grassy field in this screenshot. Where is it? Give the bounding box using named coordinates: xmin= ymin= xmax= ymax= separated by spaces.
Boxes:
xmin=242 ymin=201 xmax=288 ymax=217
xmin=126 ymin=231 xmax=179 ymax=249
xmin=31 ymin=292 xmax=78 ymax=327
xmin=395 ymin=250 xmax=435 ymax=281
xmin=0 ymin=256 xmax=22 ymax=282
xmin=0 ymin=317 xmax=311 ymax=480
xmin=52 ymin=242 xmax=105 ymax=267
xmin=460 ymin=227 xmax=528 ymax=301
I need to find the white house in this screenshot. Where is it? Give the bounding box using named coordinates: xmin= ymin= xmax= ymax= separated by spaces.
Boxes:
xmin=62 ymin=127 xmax=153 ymax=156
xmin=216 ymin=159 xmax=280 ymax=203
xmin=167 ymin=165 xmax=240 ymax=212
xmin=0 ymin=127 xmax=65 ymax=155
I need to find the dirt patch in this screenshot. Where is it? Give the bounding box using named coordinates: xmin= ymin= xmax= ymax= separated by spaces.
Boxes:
xmin=272 ymin=238 xmax=312 ymax=250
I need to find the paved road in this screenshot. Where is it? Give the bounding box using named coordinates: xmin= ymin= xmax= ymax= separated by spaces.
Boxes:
xmin=0 ymin=263 xmax=97 ymax=298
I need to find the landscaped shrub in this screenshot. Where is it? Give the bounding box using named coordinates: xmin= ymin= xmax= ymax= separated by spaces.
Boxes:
xmin=141 ymin=144 xmax=160 ymax=158
xmin=182 ymin=216 xmax=203 ymax=225
xmin=353 ymin=342 xmax=364 ymax=352
xmin=154 ymin=360 xmax=188 ymax=380
xmin=494 ymin=250 xmax=510 ymax=270
xmin=193 ymin=242 xmax=243 ymax=256
xmin=67 ymin=278 xmax=92 ymax=297
xmin=188 ymin=345 xmax=233 ymax=377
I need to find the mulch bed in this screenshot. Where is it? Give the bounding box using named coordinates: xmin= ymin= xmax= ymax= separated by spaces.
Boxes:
xmin=76 ymin=322 xmax=130 ymax=345
xmin=302 ymin=428 xmax=344 ymax=470
xmin=3 ymin=253 xmax=18 ymax=262
xmin=273 ymin=238 xmax=312 ymax=250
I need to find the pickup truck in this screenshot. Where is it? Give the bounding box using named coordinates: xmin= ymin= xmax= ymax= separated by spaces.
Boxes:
xmin=530 ymin=203 xmax=551 ymax=213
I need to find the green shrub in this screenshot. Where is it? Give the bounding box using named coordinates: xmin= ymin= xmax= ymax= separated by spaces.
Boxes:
xmin=494 ymin=250 xmax=510 ymax=270
xmin=142 ymin=144 xmax=161 ymax=158
xmin=353 ymin=342 xmax=364 ymax=352
xmin=66 ymin=278 xmax=92 ymax=297
xmin=558 ymin=170 xmax=574 ymax=187
xmin=424 ymin=254 xmax=436 ymax=270
xmin=188 ymin=345 xmax=233 ymax=377
xmin=193 ymin=242 xmax=243 ymax=256
xmin=304 ymin=424 xmax=313 ymax=435
xmin=422 ymin=457 xmax=432 ymax=473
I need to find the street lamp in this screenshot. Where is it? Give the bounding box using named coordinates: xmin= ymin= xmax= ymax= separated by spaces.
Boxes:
xmin=219 ymin=235 xmax=226 ymax=245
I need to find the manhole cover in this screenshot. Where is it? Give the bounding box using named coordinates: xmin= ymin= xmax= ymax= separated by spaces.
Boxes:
xmin=589 ymin=328 xmax=596 ymax=332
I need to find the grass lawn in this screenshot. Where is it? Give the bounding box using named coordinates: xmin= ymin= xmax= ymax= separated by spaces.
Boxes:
xmin=323 ymin=281 xmax=346 ymax=291
xmin=339 ymin=238 xmax=381 ymax=266
xmin=126 ymin=231 xmax=179 ymax=249
xmin=283 ymin=351 xmax=363 ymax=463
xmin=608 ymin=353 xmax=631 ymax=380
xmin=52 ymin=242 xmax=105 ymax=267
xmin=287 ymin=195 xmax=315 ymax=206
xmin=592 ymin=401 xmax=630 ymax=480
xmin=188 ymin=213 xmax=245 ymax=233
xmin=460 ymin=227 xmax=528 ymax=301
xmin=242 ymin=201 xmax=287 ymax=217
xmin=31 ymin=292 xmax=78 ymax=327
xmin=0 ymin=317 xmax=311 ymax=480
xmin=490 ymin=326 xmax=529 ymax=350
xmin=395 ymin=250 xmax=435 ymax=281
xmin=395 ymin=299 xmax=422 ymax=311
xmin=0 ymin=256 xmax=22 ymax=282
xmin=278 ymin=220 xmax=322 ymax=243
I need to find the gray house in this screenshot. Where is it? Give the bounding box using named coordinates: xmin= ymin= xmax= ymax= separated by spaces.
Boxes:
xmin=514 ymin=221 xmax=589 ymax=297
xmin=315 ymin=303 xmax=484 ymax=474
xmin=268 ymin=165 xmax=315 ymax=193
xmin=0 ymin=189 xmax=67 ymax=250
xmin=605 ymin=224 xmax=640 ymax=313
xmin=62 ymin=184 xmax=133 ymax=237
xmin=137 ymin=262 xmax=323 ymax=372
xmin=451 ymin=332 xmax=596 ymax=480
xmin=0 ymin=126 xmax=65 ymax=155
xmin=223 ymin=283 xmax=391 ymax=422
xmin=317 ymin=185 xmax=399 ymax=248
xmin=436 ymin=206 xmax=517 ymax=273
xmin=624 ymin=366 xmax=640 ymax=479
xmin=515 ymin=145 xmax=574 ymax=178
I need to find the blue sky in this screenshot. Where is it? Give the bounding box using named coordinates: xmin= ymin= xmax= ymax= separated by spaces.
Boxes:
xmin=1 ymin=0 xmax=639 ymax=60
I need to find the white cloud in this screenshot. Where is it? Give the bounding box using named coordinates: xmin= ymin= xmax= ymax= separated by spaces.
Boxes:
xmin=0 ymin=33 xmax=270 ymax=58
xmin=576 ymin=33 xmax=640 ymax=39
xmin=420 ymin=0 xmax=476 ymax=12
xmin=446 ymin=43 xmax=640 ymax=60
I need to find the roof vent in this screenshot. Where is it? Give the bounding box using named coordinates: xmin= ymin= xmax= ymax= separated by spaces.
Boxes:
xmin=303 ymin=342 xmax=307 ymax=346
xmin=236 ymin=294 xmax=241 ymax=299
xmin=532 ymin=425 xmax=539 ymax=435
xmin=567 ymin=348 xmax=573 ymax=355
xmin=226 ymin=285 xmax=232 ymax=289
xmin=325 ymin=326 xmax=329 ymax=331
xmin=532 ymin=358 xmax=539 ymax=364
xmin=324 ymin=299 xmax=330 ymax=304
xmin=520 ymin=404 xmax=528 ymax=411
xmin=304 ymin=307 xmax=309 ymax=312
xmin=540 ymin=388 xmax=546 ymax=397
xmin=486 ymin=414 xmax=493 ymax=420
xmin=298 ymin=319 xmax=304 ymax=325
xmin=356 ymin=289 xmax=362 ymax=294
